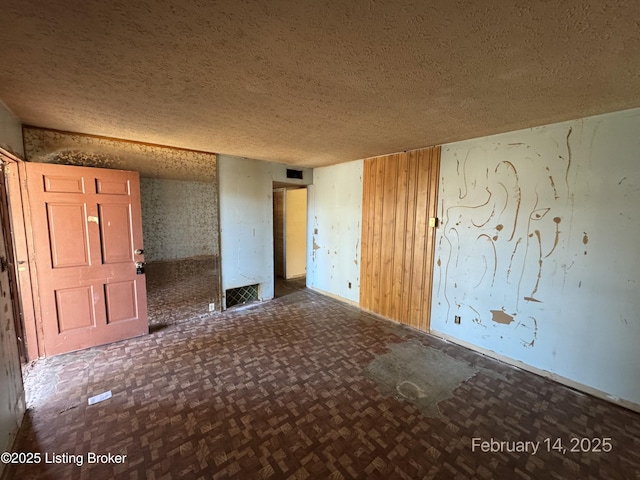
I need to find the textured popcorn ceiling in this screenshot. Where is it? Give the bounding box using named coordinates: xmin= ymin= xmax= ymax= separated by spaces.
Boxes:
xmin=1 ymin=1 xmax=639 ymax=167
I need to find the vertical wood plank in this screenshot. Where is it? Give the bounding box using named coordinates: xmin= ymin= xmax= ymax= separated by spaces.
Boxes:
xmin=379 ymin=154 xmax=398 ymax=318
xmin=400 ymin=150 xmax=419 ymax=325
xmin=359 ymin=159 xmax=373 ymax=309
xmin=408 ymin=149 xmax=430 ymax=328
xmin=359 ymin=146 xmax=439 ymax=333
xmin=420 ymin=146 xmax=441 ymax=331
xmin=390 ymin=152 xmax=409 ymax=321
xmin=370 ymin=157 xmax=386 ymax=314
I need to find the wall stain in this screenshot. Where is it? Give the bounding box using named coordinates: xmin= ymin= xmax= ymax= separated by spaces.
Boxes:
xmin=529 ymin=229 xmax=543 ymax=299
xmin=490 ymin=309 xmax=514 ymax=325
xmin=548 ymin=175 xmax=559 ymax=200
xmin=495 ymin=161 xmax=521 ymax=241
xmin=583 ymin=232 xmax=589 ymax=244
xmin=506 ymin=237 xmax=522 ymax=281
xmin=312 ymin=237 xmax=321 ymax=261
xmin=441 ymin=133 xmax=577 ymax=331
xmin=565 ymin=127 xmax=573 ymax=191
xmin=24 ymin=127 xmax=216 ymax=182
xmin=545 ymin=217 xmax=562 ymax=258
xmin=516 ymin=316 xmax=538 ymax=347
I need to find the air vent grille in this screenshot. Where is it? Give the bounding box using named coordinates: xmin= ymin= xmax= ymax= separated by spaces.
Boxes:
xmin=226 ymin=284 xmax=259 ymax=308
xmin=286 ymin=169 xmax=303 ymax=180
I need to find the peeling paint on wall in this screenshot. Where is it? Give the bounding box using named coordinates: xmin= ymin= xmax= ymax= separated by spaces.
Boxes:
xmin=23 ymin=127 xmax=216 ymax=181
xmin=307 ymin=160 xmax=363 ymax=304
xmin=432 ymin=108 xmax=640 ymax=406
xmin=0 ymin=104 xmax=25 ymax=472
xmin=0 ymin=201 xmax=25 ymax=461
xmin=440 ymin=133 xmax=574 ymax=327
xmin=490 ymin=310 xmax=514 ymax=325
xmin=22 ymin=127 xmax=220 ymax=266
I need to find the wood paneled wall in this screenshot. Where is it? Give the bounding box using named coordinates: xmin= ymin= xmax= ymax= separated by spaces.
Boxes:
xmin=360 ymin=147 xmax=440 ymax=331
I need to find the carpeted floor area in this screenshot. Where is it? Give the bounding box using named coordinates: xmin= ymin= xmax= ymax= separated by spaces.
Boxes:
xmin=9 ymin=283 xmax=640 ymax=479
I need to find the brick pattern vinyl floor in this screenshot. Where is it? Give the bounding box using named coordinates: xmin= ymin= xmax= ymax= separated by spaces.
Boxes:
xmin=145 ymin=256 xmax=221 ymax=327
xmin=9 ymin=283 xmax=640 ymax=479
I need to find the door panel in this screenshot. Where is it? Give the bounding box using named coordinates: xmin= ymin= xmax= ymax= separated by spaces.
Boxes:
xmin=96 ymin=177 xmax=130 ymax=195
xmin=55 ymin=286 xmax=96 ymax=331
xmin=24 ymin=162 xmax=147 ymax=356
xmin=99 ymin=203 xmax=133 ymax=264
xmin=105 ymin=281 xmax=138 ymax=323
xmin=47 ymin=203 xmax=90 ymax=268
xmin=44 ymin=174 xmax=86 ymax=194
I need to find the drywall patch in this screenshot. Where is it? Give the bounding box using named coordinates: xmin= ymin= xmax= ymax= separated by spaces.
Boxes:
xmin=491 ymin=309 xmax=515 ymax=325
xmin=365 ymin=341 xmax=477 ymax=417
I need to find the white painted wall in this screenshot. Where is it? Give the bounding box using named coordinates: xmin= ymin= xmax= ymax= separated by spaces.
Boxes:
xmin=432 ymin=108 xmax=640 ymax=406
xmin=218 ymin=155 xmax=276 ymax=303
xmin=0 ymin=101 xmax=24 ymax=158
xmin=307 ymin=160 xmax=363 ymax=304
xmin=0 ymin=101 xmax=25 ymax=477
xmin=285 ymin=189 xmax=307 ymax=279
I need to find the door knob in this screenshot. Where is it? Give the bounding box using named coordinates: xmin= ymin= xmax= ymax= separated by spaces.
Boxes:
xmin=135 ymin=249 xmax=144 ymax=255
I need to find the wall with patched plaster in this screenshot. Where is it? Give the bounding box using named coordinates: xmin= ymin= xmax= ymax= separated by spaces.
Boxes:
xmin=306 ymin=160 xmax=363 ymax=304
xmin=432 ymin=108 xmax=640 ymax=406
xmin=0 ymin=102 xmax=25 ymax=476
xmin=218 ymin=155 xmax=276 ymax=304
xmin=140 ymin=178 xmax=218 ymax=262
xmin=218 ymin=156 xmax=313 ymax=305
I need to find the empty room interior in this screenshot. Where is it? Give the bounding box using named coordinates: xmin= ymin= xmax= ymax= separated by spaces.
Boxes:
xmin=0 ymin=1 xmax=639 ymax=479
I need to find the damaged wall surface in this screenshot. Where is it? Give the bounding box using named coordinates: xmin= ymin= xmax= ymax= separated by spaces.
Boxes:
xmin=218 ymin=155 xmax=312 ymax=306
xmin=306 ymin=161 xmax=363 ymax=304
xmin=431 ymin=108 xmax=640 ymax=406
xmin=22 ymin=127 xmax=220 ymax=261
xmin=140 ymin=178 xmax=218 ymax=262
xmin=0 ymin=103 xmax=25 ymax=476
xmin=23 ymin=127 xmax=216 ymax=181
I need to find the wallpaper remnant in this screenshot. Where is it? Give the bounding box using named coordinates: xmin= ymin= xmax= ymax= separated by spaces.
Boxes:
xmin=140 ymin=178 xmax=218 ymax=262
xmin=22 ymin=127 xmax=220 ymax=264
xmin=23 ymin=127 xmax=216 ymax=182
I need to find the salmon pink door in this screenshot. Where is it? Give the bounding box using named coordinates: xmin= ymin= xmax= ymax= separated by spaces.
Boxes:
xmin=24 ymin=162 xmax=148 ymax=356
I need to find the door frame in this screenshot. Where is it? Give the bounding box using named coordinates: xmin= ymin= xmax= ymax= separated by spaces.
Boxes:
xmin=0 ymin=149 xmax=40 ymax=361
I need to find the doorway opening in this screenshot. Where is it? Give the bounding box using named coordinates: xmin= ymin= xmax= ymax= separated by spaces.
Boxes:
xmin=273 ymin=184 xmax=307 ymax=298
xmin=140 ymin=178 xmax=221 ymax=328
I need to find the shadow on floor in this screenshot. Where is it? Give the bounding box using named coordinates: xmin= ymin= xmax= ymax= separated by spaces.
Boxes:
xmin=274 ymin=276 xmax=306 ymax=298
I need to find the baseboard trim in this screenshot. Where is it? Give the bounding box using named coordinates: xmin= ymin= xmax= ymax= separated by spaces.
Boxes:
xmin=307 ymin=286 xmax=359 ymax=307
xmin=431 ymin=330 xmax=640 ymax=414
xmin=306 ymin=288 xmax=640 ymax=414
